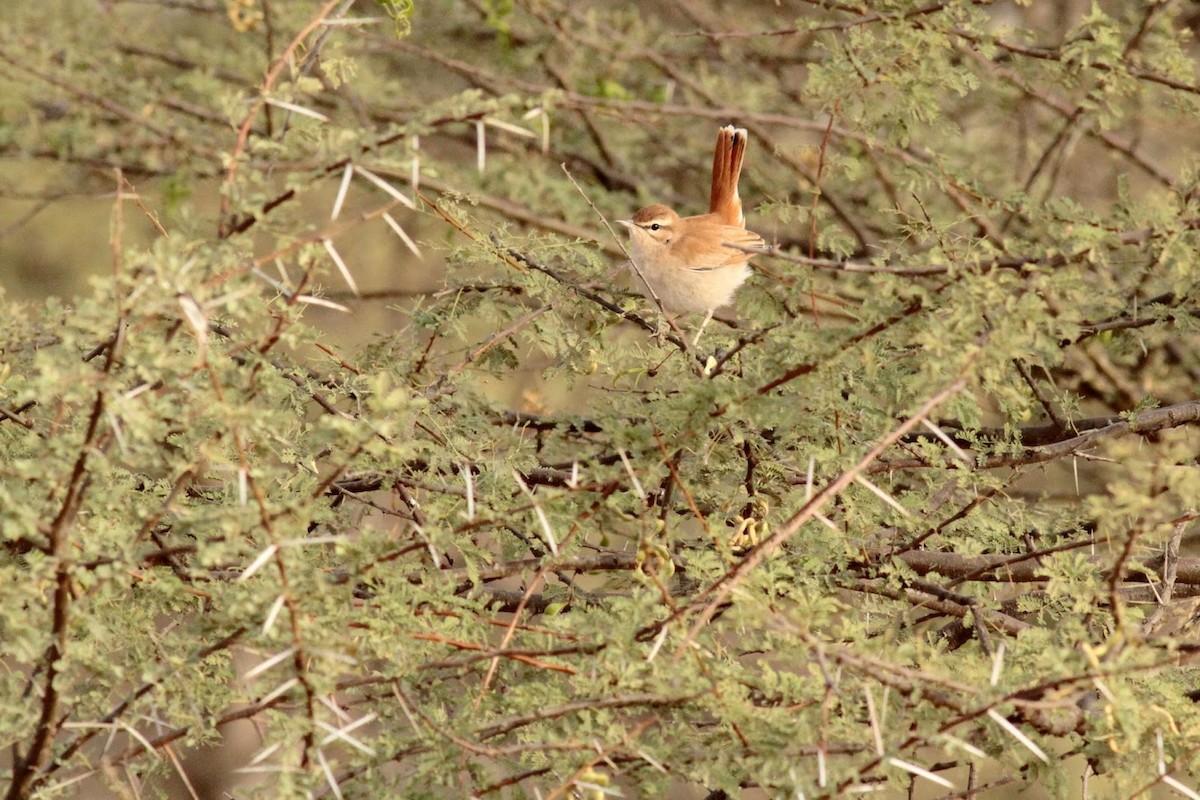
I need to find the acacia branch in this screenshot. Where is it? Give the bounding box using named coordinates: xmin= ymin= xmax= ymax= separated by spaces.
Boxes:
xmin=881 ymin=399 xmax=1200 ymax=471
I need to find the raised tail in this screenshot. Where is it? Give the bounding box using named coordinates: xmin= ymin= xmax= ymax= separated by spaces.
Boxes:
xmin=708 ymin=125 xmax=747 ymax=227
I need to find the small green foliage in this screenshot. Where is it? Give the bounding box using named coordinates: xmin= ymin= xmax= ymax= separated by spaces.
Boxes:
xmin=376 ymin=0 xmax=415 ymax=38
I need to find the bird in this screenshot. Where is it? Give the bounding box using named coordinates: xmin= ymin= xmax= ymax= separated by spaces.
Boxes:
xmin=618 ymin=125 xmax=765 ymax=347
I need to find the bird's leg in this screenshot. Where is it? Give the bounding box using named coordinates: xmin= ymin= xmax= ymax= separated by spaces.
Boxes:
xmin=692 ymin=309 xmax=715 ymax=348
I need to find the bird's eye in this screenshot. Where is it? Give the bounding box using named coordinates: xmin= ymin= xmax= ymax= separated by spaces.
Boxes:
xmin=650 ymin=223 xmax=660 ymax=231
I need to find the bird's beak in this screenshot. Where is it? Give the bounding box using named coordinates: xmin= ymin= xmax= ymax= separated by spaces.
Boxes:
xmin=616 ymin=219 xmax=633 ymax=230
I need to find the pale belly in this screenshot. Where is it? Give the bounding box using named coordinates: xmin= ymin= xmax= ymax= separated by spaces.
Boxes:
xmin=633 ymin=260 xmax=752 ymax=315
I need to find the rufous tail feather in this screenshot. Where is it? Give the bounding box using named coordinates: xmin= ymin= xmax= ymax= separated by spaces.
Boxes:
xmin=708 ymin=125 xmax=746 ymax=227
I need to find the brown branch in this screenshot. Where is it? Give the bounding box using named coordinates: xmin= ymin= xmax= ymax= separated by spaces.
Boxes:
xmin=217 ymin=0 xmax=343 ymax=236
xmin=8 ymin=319 xmax=122 ymax=799
xmin=880 ymin=399 xmax=1200 ymax=471
xmin=849 ymin=578 xmax=1029 ymax=636
xmin=896 ymin=548 xmax=1200 ymax=588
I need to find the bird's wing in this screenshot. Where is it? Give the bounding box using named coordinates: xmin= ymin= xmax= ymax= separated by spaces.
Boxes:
xmin=683 ymin=227 xmax=766 ymax=272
